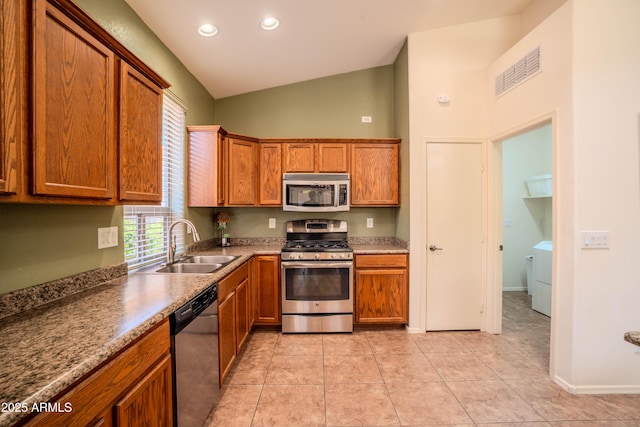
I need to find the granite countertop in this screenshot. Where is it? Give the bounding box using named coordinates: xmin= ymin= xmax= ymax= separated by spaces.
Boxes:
xmin=351 ymin=243 xmax=409 ymax=254
xmin=0 ymin=242 xmax=408 ymax=426
xmin=624 ymin=331 xmax=640 ymax=347
xmin=0 ymin=245 xmax=279 ymax=426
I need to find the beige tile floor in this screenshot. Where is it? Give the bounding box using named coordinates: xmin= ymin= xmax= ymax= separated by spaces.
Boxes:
xmin=206 ymin=292 xmax=640 ymax=426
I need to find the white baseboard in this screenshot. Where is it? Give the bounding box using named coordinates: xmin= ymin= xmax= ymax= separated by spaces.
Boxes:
xmin=405 ymin=325 xmax=424 ymax=334
xmin=503 ymin=286 xmax=527 ymax=292
xmin=554 ymin=375 xmax=640 ymax=394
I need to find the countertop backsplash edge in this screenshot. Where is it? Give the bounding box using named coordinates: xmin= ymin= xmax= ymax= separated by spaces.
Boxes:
xmin=0 ymin=262 xmax=128 ymax=319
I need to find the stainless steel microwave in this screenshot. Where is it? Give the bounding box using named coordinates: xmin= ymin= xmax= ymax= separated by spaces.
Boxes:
xmin=282 ymin=173 xmax=349 ymax=212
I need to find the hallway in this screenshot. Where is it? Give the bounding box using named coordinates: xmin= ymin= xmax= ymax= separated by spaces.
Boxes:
xmin=206 ymin=292 xmax=640 ymax=426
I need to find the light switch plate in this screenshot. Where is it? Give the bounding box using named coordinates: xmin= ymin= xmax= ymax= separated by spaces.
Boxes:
xmin=269 ymin=218 xmax=276 ymax=229
xmin=98 ymin=226 xmax=118 ymax=249
xmin=366 ymin=218 xmax=374 ymax=228
xmin=581 ymin=231 xmax=610 ymax=249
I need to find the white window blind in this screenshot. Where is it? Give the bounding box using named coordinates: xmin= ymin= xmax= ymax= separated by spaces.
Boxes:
xmin=124 ymin=93 xmax=186 ymax=270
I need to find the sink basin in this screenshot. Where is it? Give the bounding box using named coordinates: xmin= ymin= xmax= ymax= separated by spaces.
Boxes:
xmin=181 ymin=255 xmax=239 ymax=264
xmin=155 ymin=263 xmax=223 ymax=274
xmin=136 ymin=254 xmax=240 ymax=275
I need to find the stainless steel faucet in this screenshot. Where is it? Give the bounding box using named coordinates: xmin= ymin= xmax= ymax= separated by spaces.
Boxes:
xmin=167 ymin=219 xmax=201 ymax=264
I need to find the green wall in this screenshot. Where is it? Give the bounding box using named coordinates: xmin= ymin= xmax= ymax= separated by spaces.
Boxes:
xmin=393 ymin=41 xmax=410 ymax=242
xmin=0 ymin=0 xmax=216 ymax=294
xmin=215 ymin=66 xmax=395 ymax=138
xmin=210 ymin=65 xmax=400 ymax=239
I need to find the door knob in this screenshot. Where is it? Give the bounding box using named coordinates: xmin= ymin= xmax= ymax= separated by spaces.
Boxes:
xmin=429 ymin=245 xmax=443 ymax=251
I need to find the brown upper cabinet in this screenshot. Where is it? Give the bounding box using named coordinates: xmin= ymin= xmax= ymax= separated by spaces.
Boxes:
xmin=283 ymin=142 xmax=314 ymax=172
xmin=0 ymin=0 xmax=23 ymax=197
xmin=118 ymin=62 xmax=164 ymax=203
xmin=188 ymin=126 xmax=226 ymax=207
xmin=350 ymin=142 xmax=400 ymax=206
xmin=33 ymin=2 xmax=117 ymax=200
xmin=187 ymin=127 xmax=259 ymax=207
xmin=317 ymin=143 xmax=350 ymax=173
xmin=259 ymin=143 xmax=282 ymax=205
xmin=188 ymin=128 xmax=401 ymax=207
xmin=226 ymin=137 xmax=259 ymax=206
xmin=283 ymin=142 xmax=349 ymax=173
xmin=0 ymin=0 xmax=169 ymax=204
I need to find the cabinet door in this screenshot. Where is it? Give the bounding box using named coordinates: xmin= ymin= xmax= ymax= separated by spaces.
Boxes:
xmin=248 ymin=257 xmax=256 ymax=329
xmin=350 ymin=143 xmax=399 ymax=205
xmin=235 ymin=278 xmax=250 ymax=352
xmin=317 ymin=143 xmax=348 ymax=173
xmin=32 ymin=1 xmax=116 ymax=199
xmin=283 ymin=143 xmax=315 ymax=173
xmin=226 ymin=138 xmax=258 ymax=205
xmin=0 ymin=0 xmax=21 ymax=195
xmin=188 ymin=127 xmax=224 ymax=206
xmin=355 ymin=268 xmax=408 ymax=324
xmin=114 ymin=354 xmax=173 ymax=427
xmin=254 ymin=255 xmax=281 ymax=325
xmin=119 ymin=62 xmax=163 ymax=203
xmin=218 ymin=293 xmax=236 ymax=385
xmin=259 ymin=143 xmax=282 ymax=205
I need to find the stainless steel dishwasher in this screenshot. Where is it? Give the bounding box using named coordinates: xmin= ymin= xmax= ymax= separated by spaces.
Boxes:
xmin=170 ymin=283 xmax=220 ymax=427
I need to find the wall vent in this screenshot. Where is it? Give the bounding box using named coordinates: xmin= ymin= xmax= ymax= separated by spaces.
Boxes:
xmin=495 ymin=46 xmax=541 ymax=98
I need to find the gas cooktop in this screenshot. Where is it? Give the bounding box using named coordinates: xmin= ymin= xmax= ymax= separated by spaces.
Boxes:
xmin=281 ymin=219 xmax=353 ymax=261
xmin=282 ymin=240 xmax=351 ymax=252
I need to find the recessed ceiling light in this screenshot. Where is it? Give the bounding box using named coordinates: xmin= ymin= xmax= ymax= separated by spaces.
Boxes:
xmin=198 ymin=24 xmax=218 ymax=37
xmin=260 ymin=17 xmax=279 ymax=31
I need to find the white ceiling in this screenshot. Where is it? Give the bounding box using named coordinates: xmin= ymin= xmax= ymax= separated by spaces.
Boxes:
xmin=124 ymin=0 xmax=533 ymax=99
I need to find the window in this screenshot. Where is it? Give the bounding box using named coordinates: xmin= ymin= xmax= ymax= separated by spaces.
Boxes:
xmin=124 ymin=93 xmax=186 ymax=269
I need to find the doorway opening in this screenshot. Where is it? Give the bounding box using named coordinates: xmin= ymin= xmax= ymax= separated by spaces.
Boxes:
xmin=488 ymin=113 xmax=557 ymax=377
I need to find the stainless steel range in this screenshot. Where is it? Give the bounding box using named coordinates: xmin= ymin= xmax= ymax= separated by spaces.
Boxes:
xmin=281 ymin=219 xmax=353 ymax=333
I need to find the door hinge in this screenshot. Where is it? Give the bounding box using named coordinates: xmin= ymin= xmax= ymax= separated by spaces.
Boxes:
xmin=499 ymin=244 xmax=503 ymax=251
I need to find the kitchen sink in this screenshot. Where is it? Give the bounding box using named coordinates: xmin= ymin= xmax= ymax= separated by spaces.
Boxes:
xmin=136 ymin=254 xmax=240 ymax=275
xmin=180 ymin=255 xmax=239 ymax=264
xmin=155 ymin=263 xmax=223 ymax=274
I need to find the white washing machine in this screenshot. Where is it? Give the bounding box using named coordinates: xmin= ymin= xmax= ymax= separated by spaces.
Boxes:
xmin=532 ymin=241 xmax=552 ymax=317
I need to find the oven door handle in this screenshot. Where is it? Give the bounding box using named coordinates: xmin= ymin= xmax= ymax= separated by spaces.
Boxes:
xmin=282 ymin=261 xmax=353 ymax=269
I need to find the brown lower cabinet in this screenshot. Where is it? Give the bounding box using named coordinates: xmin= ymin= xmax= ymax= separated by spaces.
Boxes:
xmin=253 ymin=255 xmax=281 ymax=325
xmin=354 ymin=254 xmax=409 ymax=325
xmin=217 ymin=260 xmax=251 ymax=385
xmin=218 ymin=256 xmax=280 ymax=385
xmin=25 ymin=320 xmax=172 ymax=427
xmin=218 ymin=290 xmax=237 ymax=386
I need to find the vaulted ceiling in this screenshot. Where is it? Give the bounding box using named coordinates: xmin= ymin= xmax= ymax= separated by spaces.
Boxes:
xmin=124 ymin=0 xmax=534 ymax=99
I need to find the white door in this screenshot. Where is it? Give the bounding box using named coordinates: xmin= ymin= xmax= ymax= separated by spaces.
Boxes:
xmin=426 ymin=142 xmax=483 ymax=331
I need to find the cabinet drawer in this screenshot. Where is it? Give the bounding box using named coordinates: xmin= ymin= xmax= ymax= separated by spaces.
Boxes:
xmin=355 ymin=254 xmax=407 ymax=269
xmin=218 ymin=261 xmax=249 ymax=302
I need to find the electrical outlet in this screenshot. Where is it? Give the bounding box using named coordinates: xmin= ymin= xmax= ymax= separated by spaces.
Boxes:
xmin=366 ymin=218 xmax=374 ymax=228
xmin=361 ymin=116 xmax=372 ymax=123
xmin=98 ymin=226 xmax=118 ymax=249
xmin=269 ymin=218 xmax=276 ymax=229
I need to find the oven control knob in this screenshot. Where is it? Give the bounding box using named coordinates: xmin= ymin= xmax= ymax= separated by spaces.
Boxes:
xmin=314 ymin=253 xmax=320 ymax=260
